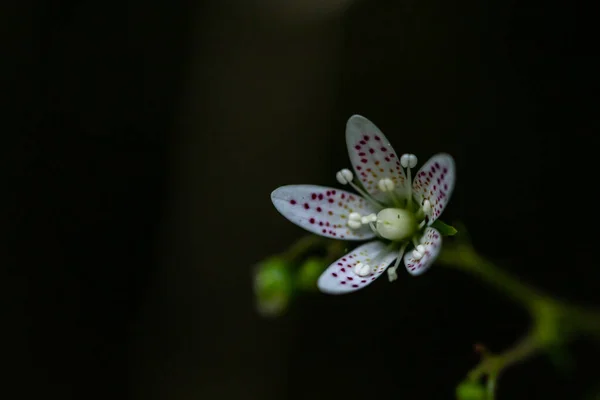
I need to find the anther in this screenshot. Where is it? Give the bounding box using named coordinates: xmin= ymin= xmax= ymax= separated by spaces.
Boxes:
xmin=336 ymin=168 xmax=384 ymax=211
xmin=401 ymin=154 xmax=418 ymax=208
xmin=422 ymin=199 xmax=431 ymax=214
xmin=400 ymin=154 xmax=409 ymax=168
xmin=400 ymin=154 xmax=418 ymax=169
xmin=354 ymin=262 xmax=372 ymax=277
xmin=412 ymin=245 xmax=425 ymax=260
xmin=377 ymin=178 xmax=395 ymax=192
xmin=347 ymin=221 xmax=361 ymax=229
xmin=349 ymin=212 xmax=362 ymax=221
xmin=336 ymin=169 xmax=354 ymax=185
xmin=347 ymin=212 xmax=362 ymax=230
xmin=387 ymin=242 xmax=409 ymax=282
xmin=387 ymin=268 xmax=398 ymax=282
xmin=408 ymin=154 xmax=418 ymax=168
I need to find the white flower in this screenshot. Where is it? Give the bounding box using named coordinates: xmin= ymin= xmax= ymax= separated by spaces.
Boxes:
xmin=271 ymin=115 xmax=455 ymax=294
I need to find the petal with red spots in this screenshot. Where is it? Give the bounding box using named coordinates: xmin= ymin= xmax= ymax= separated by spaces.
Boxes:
xmin=345 ymin=115 xmax=407 ymax=201
xmin=403 ymin=227 xmax=442 ymax=276
xmin=317 ymin=240 xmax=397 ymax=294
xmin=271 ymin=185 xmax=377 ymax=240
xmin=412 ymin=153 xmax=455 ymax=224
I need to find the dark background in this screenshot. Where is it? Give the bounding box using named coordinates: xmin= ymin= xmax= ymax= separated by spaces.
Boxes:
xmin=3 ymin=0 xmax=598 ymax=399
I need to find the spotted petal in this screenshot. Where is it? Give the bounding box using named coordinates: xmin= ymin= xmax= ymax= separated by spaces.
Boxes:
xmin=317 ymin=240 xmax=397 ymax=294
xmin=412 ymin=153 xmax=455 ymax=224
xmin=345 ymin=115 xmax=407 ymax=200
xmin=404 ymin=227 xmax=442 ymax=276
xmin=271 ymin=185 xmax=377 ymax=240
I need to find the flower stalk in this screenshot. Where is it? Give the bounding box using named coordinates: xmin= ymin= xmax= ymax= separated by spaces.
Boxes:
xmin=269 ymin=230 xmax=600 ymax=399
xmin=436 ymin=233 xmax=600 ymax=399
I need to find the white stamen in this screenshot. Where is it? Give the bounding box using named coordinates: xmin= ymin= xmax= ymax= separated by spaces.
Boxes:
xmin=363 ymin=213 xmax=378 ymax=234
xmin=400 ymin=154 xmax=410 ymax=168
xmin=401 ymin=154 xmax=417 ymax=208
xmin=387 ymin=268 xmax=398 ymax=282
xmin=347 ymin=212 xmax=363 ymax=230
xmin=387 ymin=242 xmax=409 ymax=282
xmin=422 ymin=199 xmax=431 ymax=214
xmin=336 ymin=169 xmax=354 ymax=185
xmin=407 ymin=154 xmax=418 ymax=168
xmin=377 ymin=178 xmax=395 ymax=192
xmin=369 ymin=222 xmax=378 ymax=234
xmin=401 ymin=153 xmax=418 ymax=168
xmin=348 ymin=220 xmax=362 ymax=229
xmin=412 ymin=250 xmax=423 ymax=260
xmin=379 ymin=178 xmax=402 ymax=207
xmin=336 ymin=168 xmax=384 ymax=210
xmin=354 ymin=262 xmax=372 ymax=277
xmin=416 ymin=245 xmax=425 ymax=254
xmin=361 ymin=213 xmax=377 ymax=224
xmin=349 ymin=212 xmax=362 ymax=221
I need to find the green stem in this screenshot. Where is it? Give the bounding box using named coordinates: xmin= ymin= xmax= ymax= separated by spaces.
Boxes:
xmin=439 ymin=239 xmax=600 ymax=399
xmin=280 ymin=231 xmax=600 ymax=400
xmin=467 ymin=331 xmax=541 ymax=381
xmin=437 ymin=244 xmax=542 ymax=310
xmin=486 ymin=375 xmax=496 ymax=400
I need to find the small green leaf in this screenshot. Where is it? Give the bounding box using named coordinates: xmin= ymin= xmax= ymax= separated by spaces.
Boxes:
xmin=431 ymin=219 xmax=458 ymax=236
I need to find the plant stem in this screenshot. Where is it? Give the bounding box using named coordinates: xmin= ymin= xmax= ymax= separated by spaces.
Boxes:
xmin=437 ymin=239 xmax=600 ymax=399
xmin=281 ymin=232 xmax=600 ymax=400
xmin=436 ymin=243 xmax=542 ymax=310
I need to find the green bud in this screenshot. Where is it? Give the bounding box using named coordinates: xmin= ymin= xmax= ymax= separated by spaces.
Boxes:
xmin=296 ymin=257 xmax=327 ymax=291
xmin=456 ymin=381 xmax=486 ymax=400
xmin=253 ymin=257 xmax=293 ymax=318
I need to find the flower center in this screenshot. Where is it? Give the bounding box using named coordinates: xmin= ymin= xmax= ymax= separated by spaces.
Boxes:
xmin=339 ymin=153 xmax=431 ymax=243
xmin=375 ymin=208 xmax=417 ymax=241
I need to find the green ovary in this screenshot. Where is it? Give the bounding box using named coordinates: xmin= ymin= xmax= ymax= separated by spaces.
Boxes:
xmin=375 ymin=208 xmax=417 ymax=241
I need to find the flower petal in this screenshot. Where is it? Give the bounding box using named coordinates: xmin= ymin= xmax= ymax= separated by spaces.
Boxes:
xmin=271 ymin=185 xmax=377 ymax=240
xmin=403 ymin=227 xmax=442 ymax=276
xmin=345 ymin=115 xmax=407 ymax=200
xmin=317 ymin=240 xmax=397 ymax=294
xmin=412 ymin=153 xmax=455 ymax=224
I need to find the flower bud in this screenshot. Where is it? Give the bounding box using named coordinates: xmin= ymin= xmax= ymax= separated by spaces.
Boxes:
xmin=296 ymin=257 xmax=327 ymax=291
xmin=456 ymin=381 xmax=486 ymax=400
xmin=253 ymin=257 xmax=293 ymax=317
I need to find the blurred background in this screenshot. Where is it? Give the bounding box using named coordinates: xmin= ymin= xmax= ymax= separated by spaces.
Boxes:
xmin=2 ymin=0 xmax=598 ymax=398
